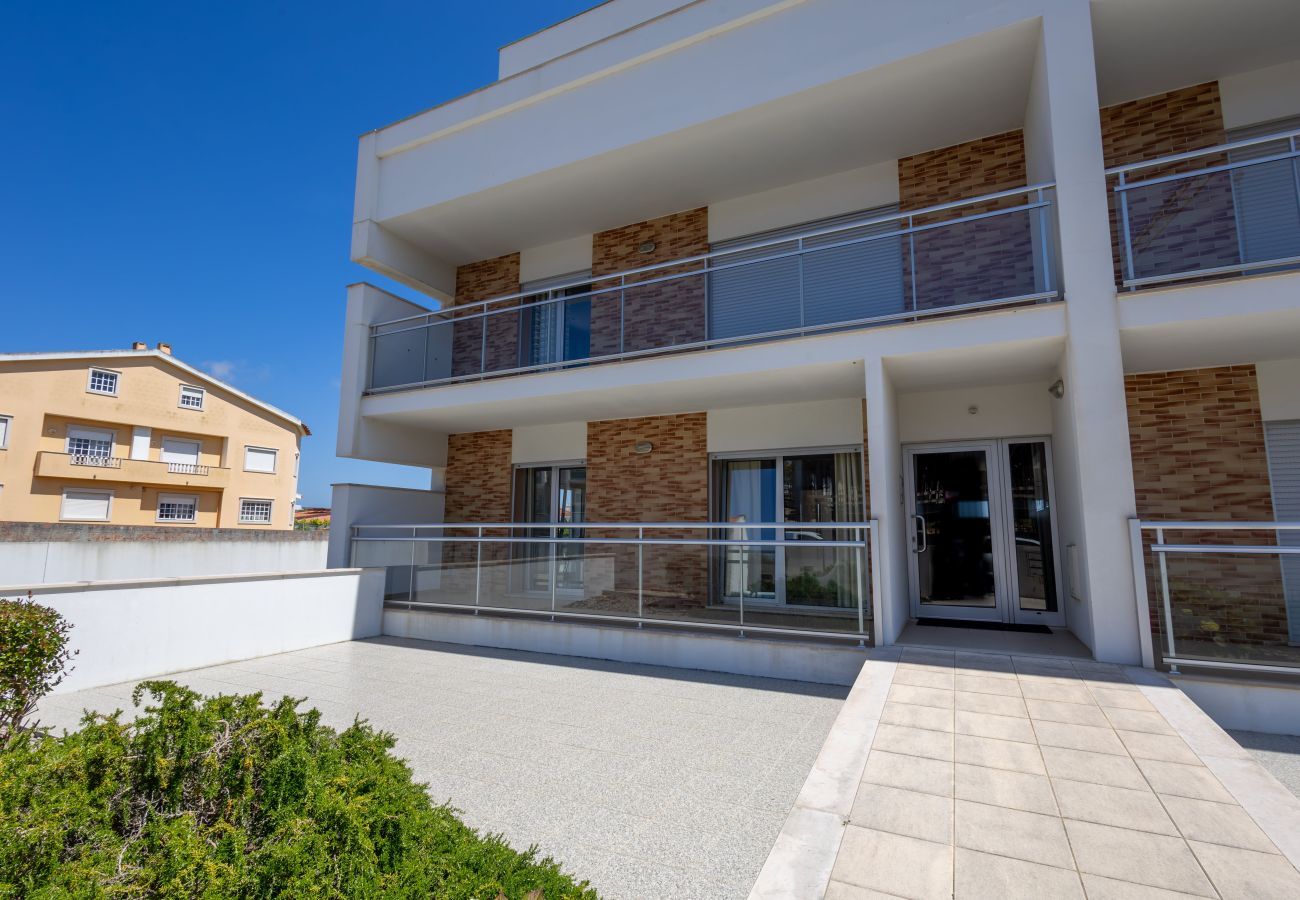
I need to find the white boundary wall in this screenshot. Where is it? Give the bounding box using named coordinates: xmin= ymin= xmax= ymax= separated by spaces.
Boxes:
xmin=7 ymin=568 xmax=384 ymax=694
xmin=0 ymin=538 xmax=327 ymax=586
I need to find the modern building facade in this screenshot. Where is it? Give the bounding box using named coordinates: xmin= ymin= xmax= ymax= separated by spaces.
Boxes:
xmin=0 ymin=345 xmax=308 ymax=529
xmin=333 ymin=0 xmax=1300 ymax=680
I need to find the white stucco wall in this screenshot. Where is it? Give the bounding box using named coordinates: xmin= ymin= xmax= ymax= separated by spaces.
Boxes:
xmin=1219 ymin=58 xmax=1300 ymax=130
xmin=1257 ymin=358 xmax=1300 ymax=421
xmin=327 ymin=483 xmax=445 ymax=568
xmin=19 ymin=568 xmax=384 ymax=694
xmin=897 ymin=382 xmax=1053 ymax=444
xmin=512 ymin=421 xmax=588 ymax=463
xmin=519 ymin=236 xmax=595 ymax=283
xmin=0 ymin=538 xmax=327 ymax=586
xmin=707 ymin=398 xmax=863 ymax=453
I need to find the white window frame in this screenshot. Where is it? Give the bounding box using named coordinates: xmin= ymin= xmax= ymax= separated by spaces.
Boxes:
xmin=243 ymin=445 xmax=278 ymax=474
xmin=61 ymin=488 xmax=113 ymax=522
xmin=87 ymin=367 xmax=120 ymax=396
xmin=0 ymin=414 xmax=10 ymax=449
xmin=178 ymin=385 xmax=205 ymax=410
xmin=66 ymin=426 xmax=115 ymax=460
xmin=156 ymin=493 xmax=198 ymax=523
xmin=239 ymin=497 xmax=274 ymax=525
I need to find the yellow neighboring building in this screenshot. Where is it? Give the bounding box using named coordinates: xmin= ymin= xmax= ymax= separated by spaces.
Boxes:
xmin=0 ymin=344 xmax=309 ymax=529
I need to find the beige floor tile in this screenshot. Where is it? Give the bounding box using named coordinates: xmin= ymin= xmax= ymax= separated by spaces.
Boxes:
xmin=1103 ymin=707 xmax=1176 ymax=735
xmin=825 ymin=879 xmax=908 ymax=900
xmin=888 ymin=683 xmax=955 ymax=711
xmin=862 ymin=750 xmax=954 ymax=798
xmin=957 ymin=691 xmax=1028 ymax=718
xmin=895 ymin=667 xmax=956 ymax=690
xmin=831 ymin=826 xmax=953 ymax=900
xmin=1052 ymin=779 xmax=1177 ymax=835
xmin=1032 ymin=720 xmax=1127 ymax=756
xmin=1089 ymin=687 xmax=1155 ymax=711
xmin=899 ymin=649 xmax=957 ymax=668
xmin=1188 ymin=839 xmax=1300 ymax=900
xmin=954 ymin=653 xmax=1017 ymax=676
xmin=955 ymin=763 xmax=1058 ymax=815
xmin=872 ymin=723 xmax=955 ymax=762
xmin=956 ymin=674 xmax=1024 ymax=697
xmin=1014 ymin=658 xmax=1081 ymax=678
xmin=1019 ymin=680 xmax=1095 ymax=705
xmin=955 ymin=710 xmax=1037 ymax=744
xmin=1116 ymin=730 xmax=1201 ymax=765
xmin=1039 ymin=746 xmax=1147 ymax=791
xmin=1134 ymin=758 xmax=1235 ymax=803
xmin=1063 ymin=820 xmax=1214 ymax=897
xmin=1024 ymin=698 xmax=1110 ymax=728
xmin=954 ymin=734 xmax=1046 ymax=775
xmin=954 ymin=800 xmax=1074 ymax=869
xmin=881 ymin=701 xmax=954 ymax=734
xmin=954 ymin=848 xmax=1084 ymax=900
xmin=850 ymin=782 xmax=953 ymax=845
xmin=1079 ymin=874 xmax=1209 ymax=899
xmin=1161 ymin=795 xmax=1278 ymax=853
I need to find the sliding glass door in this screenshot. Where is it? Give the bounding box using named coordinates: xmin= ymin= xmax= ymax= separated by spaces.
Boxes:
xmin=513 ymin=463 xmax=586 ymax=594
xmin=712 ymin=448 xmax=865 ymax=607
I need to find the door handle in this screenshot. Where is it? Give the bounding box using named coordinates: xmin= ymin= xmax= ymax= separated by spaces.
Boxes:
xmin=913 ymin=514 xmax=928 ymax=553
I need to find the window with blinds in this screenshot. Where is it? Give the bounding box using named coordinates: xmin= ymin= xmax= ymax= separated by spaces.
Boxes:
xmin=61 ymin=489 xmax=112 ymax=521
xmin=1227 ymin=115 xmax=1300 ymax=268
xmin=243 ymin=446 xmax=278 ymax=473
xmin=708 ymin=206 xmax=905 ymax=341
xmin=1266 ymin=419 xmax=1300 ymax=644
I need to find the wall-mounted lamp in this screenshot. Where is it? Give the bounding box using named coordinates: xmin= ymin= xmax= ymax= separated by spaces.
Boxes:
xmin=634 ymin=441 xmax=654 ymax=454
xmin=1048 ymin=379 xmax=1065 ymax=399
xmin=637 ymin=240 xmax=657 ymax=255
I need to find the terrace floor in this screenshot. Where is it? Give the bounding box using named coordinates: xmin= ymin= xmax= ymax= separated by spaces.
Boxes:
xmin=36 ymin=636 xmax=847 ymax=900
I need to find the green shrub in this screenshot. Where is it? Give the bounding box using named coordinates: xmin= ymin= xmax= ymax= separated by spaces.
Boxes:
xmin=0 ymin=682 xmax=598 ymax=899
xmin=0 ymin=594 xmax=75 ymax=748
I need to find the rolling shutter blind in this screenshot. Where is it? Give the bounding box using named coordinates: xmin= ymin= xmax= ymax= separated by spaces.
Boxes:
xmin=161 ymin=438 xmax=200 ymax=465
xmin=1227 ymin=116 xmax=1300 ymax=266
xmin=1265 ymin=419 xmax=1300 ymax=644
xmin=62 ymin=490 xmax=110 ymax=520
xmin=708 ymin=206 xmax=905 ymax=341
xmin=244 ymin=447 xmax=277 ymax=473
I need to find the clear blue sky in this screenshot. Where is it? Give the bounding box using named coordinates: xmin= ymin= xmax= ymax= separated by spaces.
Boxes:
xmin=1 ymin=1 xmax=594 ymax=505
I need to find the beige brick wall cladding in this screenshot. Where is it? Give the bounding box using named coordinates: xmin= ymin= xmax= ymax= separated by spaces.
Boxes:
xmin=451 ymin=253 xmax=521 ymax=378
xmin=582 ymin=413 xmax=710 ymax=615
xmin=897 ymin=131 xmax=1036 ymax=311
xmin=440 ymin=430 xmax=513 ymax=590
xmin=1100 ymin=82 xmax=1235 ymax=286
xmin=590 ymin=209 xmax=709 ymax=356
xmin=1125 ymin=365 xmax=1285 ymax=651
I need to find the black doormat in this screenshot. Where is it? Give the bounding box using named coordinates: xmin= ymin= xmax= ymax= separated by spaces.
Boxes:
xmin=915 ymin=617 xmax=1052 ymax=634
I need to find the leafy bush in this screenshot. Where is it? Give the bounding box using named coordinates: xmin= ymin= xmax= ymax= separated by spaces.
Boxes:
xmin=0 ymin=682 xmax=598 ymax=899
xmin=0 ymin=594 xmax=75 ymax=747
xmin=294 ymin=518 xmax=330 ymax=532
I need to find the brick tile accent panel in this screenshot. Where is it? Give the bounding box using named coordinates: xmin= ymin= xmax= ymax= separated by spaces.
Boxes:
xmin=451 ymin=254 xmax=521 ymax=378
xmin=1101 ymin=83 xmax=1236 ymax=286
xmin=897 ymin=131 xmax=1038 ymax=311
xmin=590 ymin=209 xmax=708 ymax=356
xmin=1125 ymin=365 xmax=1285 ymax=651
xmin=583 ymin=413 xmax=709 ymax=611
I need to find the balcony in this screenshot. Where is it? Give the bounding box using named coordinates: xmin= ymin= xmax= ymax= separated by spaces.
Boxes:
xmin=366 ymin=185 xmax=1060 ymax=393
xmin=34 ymin=452 xmax=231 ymax=489
xmin=1110 ymin=128 xmax=1300 ymax=290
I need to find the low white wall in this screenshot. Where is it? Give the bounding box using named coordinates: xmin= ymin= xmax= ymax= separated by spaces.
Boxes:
xmin=12 ymin=568 xmax=384 ymax=694
xmin=0 ymin=538 xmax=327 ymax=586
xmin=328 ymin=483 xmax=445 ymax=568
xmin=1174 ymin=674 xmax=1300 ymax=737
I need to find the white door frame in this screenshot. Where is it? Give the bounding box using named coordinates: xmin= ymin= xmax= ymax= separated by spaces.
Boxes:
xmin=904 ymin=437 xmax=1066 ymax=627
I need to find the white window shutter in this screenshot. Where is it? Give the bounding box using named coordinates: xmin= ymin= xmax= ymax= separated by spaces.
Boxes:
xmin=244 ymin=447 xmax=277 ymax=473
xmin=62 ymin=490 xmax=111 ymax=520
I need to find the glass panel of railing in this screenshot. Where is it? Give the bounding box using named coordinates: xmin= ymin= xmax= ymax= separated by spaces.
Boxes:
xmin=614 ymin=270 xmax=709 ymax=354
xmin=708 ymin=240 xmax=802 ymax=340
xmin=370 ymin=326 xmax=427 ymax=389
xmin=802 ymin=225 xmax=906 ymax=327
xmin=908 ymin=203 xmax=1041 ymax=311
xmin=1229 ymin=142 xmax=1300 ymax=268
xmin=551 ymin=537 xmax=638 ymax=620
xmin=1148 ymin=529 xmax=1300 ymax=670
xmin=1118 ymin=165 xmax=1241 ymax=284
xmin=351 ymin=538 xmax=414 ymax=603
xmin=411 ymin=527 xmax=478 ymax=608
xmin=642 ymin=537 xmax=739 ymax=627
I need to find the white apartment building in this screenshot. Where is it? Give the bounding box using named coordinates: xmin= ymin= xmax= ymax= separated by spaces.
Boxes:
xmin=332 ymin=0 xmax=1300 ymax=702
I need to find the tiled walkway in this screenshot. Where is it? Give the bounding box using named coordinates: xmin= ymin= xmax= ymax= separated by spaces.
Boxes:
xmin=753 ymin=647 xmax=1300 ymax=900
xmin=37 ymin=637 xmax=845 ymax=900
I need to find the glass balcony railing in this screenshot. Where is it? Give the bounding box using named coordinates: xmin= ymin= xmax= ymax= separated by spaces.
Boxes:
xmin=366 ymin=184 xmax=1059 ymax=391
xmin=351 ymin=521 xmax=877 ymax=642
xmin=1109 ymin=129 xmax=1300 ymax=289
xmin=1132 ymin=520 xmax=1300 ymax=675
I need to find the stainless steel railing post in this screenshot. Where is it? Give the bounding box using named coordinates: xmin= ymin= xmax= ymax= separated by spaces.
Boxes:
xmin=637 ymin=526 xmax=644 ymax=627
xmin=550 ymin=528 xmax=558 ymax=619
xmin=408 ymin=527 xmax=417 ymax=609
xmin=855 ymin=528 xmax=866 ymax=647
xmin=474 ymin=526 xmax=483 ymax=613
xmin=1155 ymin=527 xmax=1178 ymax=672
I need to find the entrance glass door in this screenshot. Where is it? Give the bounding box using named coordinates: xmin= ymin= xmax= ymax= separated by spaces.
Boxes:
xmin=905 ymin=439 xmax=1063 ymax=625
xmin=513 ymin=463 xmax=586 ymax=594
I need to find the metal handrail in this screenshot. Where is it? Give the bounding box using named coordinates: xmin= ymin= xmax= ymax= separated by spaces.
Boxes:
xmin=1106 ymin=127 xmax=1300 ymax=176
xmin=369 ymin=183 xmax=1056 ymax=331
xmin=1132 ymin=519 xmax=1300 ymax=676
xmin=354 ymin=520 xmax=873 ymax=530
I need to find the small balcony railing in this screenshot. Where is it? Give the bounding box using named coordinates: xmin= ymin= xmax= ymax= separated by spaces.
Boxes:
xmin=367 ymin=184 xmax=1059 ymax=392
xmin=351 ymin=521 xmax=878 ymax=643
xmin=69 ymin=454 xmax=122 ymax=468
xmin=165 ymin=462 xmax=211 ymax=476
xmin=1130 ymin=520 xmax=1300 ymax=676
xmin=1109 ymin=128 xmax=1300 ymax=289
